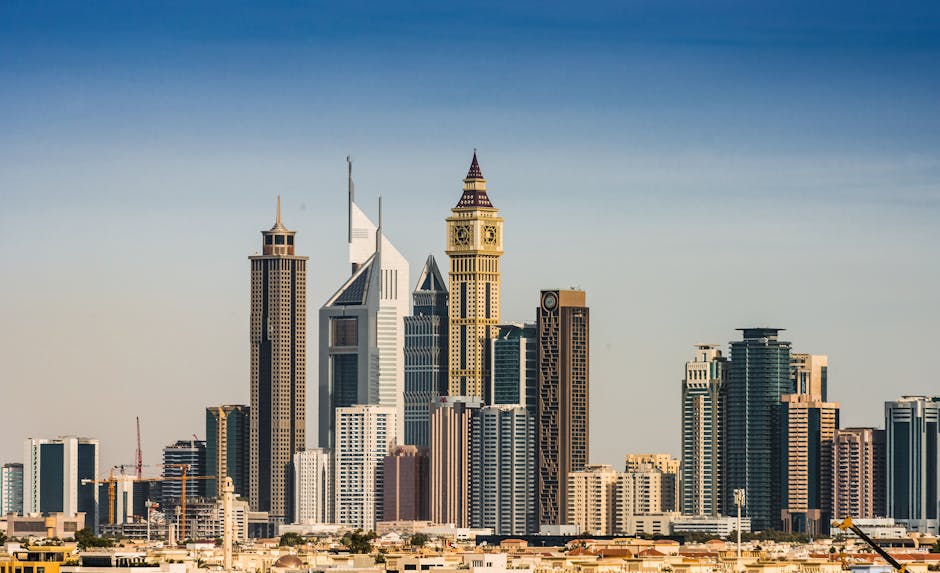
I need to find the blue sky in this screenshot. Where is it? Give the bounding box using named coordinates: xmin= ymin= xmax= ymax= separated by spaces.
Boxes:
xmin=1 ymin=1 xmax=939 ymax=471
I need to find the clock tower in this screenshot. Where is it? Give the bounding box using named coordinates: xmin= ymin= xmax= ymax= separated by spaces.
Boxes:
xmin=445 ymin=151 xmax=504 ymax=399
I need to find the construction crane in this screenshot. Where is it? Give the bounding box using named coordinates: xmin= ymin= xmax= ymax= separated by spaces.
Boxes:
xmin=81 ymin=468 xmax=118 ymax=525
xmin=134 ymin=465 xmax=214 ymax=541
xmin=135 ymin=417 xmax=143 ymax=479
xmin=832 ymin=518 xmax=906 ymax=573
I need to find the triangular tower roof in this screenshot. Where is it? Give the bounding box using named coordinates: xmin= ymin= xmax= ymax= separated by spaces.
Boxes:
xmin=414 ymin=254 xmax=447 ymax=294
xmin=455 ymin=150 xmax=494 ymax=209
xmin=325 ymin=253 xmax=376 ymax=307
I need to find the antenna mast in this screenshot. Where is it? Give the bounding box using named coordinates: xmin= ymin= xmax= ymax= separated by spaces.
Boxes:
xmin=347 ymin=155 xmax=354 ymax=244
xmin=135 ymin=417 xmax=143 ymax=479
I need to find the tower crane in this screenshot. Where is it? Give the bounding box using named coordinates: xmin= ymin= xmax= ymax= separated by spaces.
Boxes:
xmin=81 ymin=468 xmax=118 ymax=525
xmin=832 ymin=518 xmax=907 ymax=573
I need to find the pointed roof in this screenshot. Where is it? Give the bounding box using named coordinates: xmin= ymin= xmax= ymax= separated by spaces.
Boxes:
xmin=414 ymin=255 xmax=447 ymax=294
xmin=466 ymin=150 xmax=483 ymax=179
xmin=325 ymin=254 xmax=375 ymax=307
xmin=455 ymin=151 xmax=494 ymax=209
xmin=270 ymin=195 xmax=288 ymax=232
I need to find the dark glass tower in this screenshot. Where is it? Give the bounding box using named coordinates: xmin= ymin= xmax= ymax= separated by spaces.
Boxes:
xmin=205 ymin=405 xmax=250 ymax=498
xmin=490 ymin=324 xmax=537 ymax=410
xmin=404 ymin=255 xmax=449 ymax=448
xmin=722 ymin=327 xmax=792 ymax=531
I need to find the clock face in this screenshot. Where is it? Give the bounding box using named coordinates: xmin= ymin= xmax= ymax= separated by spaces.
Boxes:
xmin=453 ymin=224 xmax=471 ymax=246
xmin=483 ymin=225 xmax=498 ymax=245
xmin=542 ymin=292 xmax=558 ymax=311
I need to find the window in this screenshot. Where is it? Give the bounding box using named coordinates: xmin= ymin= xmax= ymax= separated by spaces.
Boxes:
xmin=275 ymin=235 xmax=286 ymax=245
xmin=332 ymin=318 xmax=358 ymax=346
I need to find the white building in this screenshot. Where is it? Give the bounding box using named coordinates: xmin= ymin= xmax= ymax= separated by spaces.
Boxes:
xmin=293 ymin=448 xmax=333 ymax=524
xmin=334 ymin=405 xmax=397 ymax=531
xmin=680 ymin=345 xmax=727 ymax=517
xmin=672 ymin=515 xmax=752 ymax=536
xmin=24 ymin=436 xmax=99 ymax=520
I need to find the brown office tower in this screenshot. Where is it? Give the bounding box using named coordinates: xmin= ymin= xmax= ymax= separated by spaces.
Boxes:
xmin=382 ymin=445 xmax=429 ymax=521
xmin=249 ymin=198 xmax=308 ymax=524
xmin=429 ymin=396 xmax=481 ymax=527
xmin=536 ymin=289 xmax=589 ymax=527
xmin=445 ymin=152 xmax=503 ymax=399
xmin=832 ymin=427 xmax=886 ymax=519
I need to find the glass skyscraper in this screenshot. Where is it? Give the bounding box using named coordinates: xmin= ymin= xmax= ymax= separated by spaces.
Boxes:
xmin=885 ymin=396 xmax=940 ymax=534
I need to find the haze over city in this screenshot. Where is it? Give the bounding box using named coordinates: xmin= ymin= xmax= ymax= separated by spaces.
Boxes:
xmin=2 ymin=0 xmax=939 ymax=475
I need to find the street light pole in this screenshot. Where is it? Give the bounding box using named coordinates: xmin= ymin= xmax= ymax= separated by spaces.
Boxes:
xmin=733 ymin=489 xmax=746 ymax=561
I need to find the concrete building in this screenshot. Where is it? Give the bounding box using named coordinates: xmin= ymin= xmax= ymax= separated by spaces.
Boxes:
xmin=680 ymin=344 xmax=727 ymax=517
xmin=334 ymin=405 xmax=396 ymax=531
xmin=161 ymin=439 xmax=206 ymax=507
xmin=567 ymin=464 xmax=619 ymax=536
xmin=777 ymin=394 xmax=839 ymax=535
xmin=490 ymin=324 xmax=537 ymax=411
xmin=536 ymin=289 xmax=589 ymax=527
xmin=791 ymin=354 xmax=829 ymax=401
xmin=23 ymin=436 xmax=98 ymax=521
xmin=625 ymin=454 xmax=680 ymax=513
xmin=249 ymin=198 xmax=308 ymax=523
xmin=6 ymin=512 xmax=85 ymax=539
xmin=1 ymin=462 xmax=24 ymax=515
xmin=404 ymin=255 xmax=449 ymax=448
xmin=383 ymin=445 xmax=429 ymax=522
xmin=885 ymin=396 xmax=940 ymax=533
xmin=205 ymin=405 xmax=249 ymax=499
xmin=429 ymin=396 xmax=481 ymax=527
xmin=723 ymin=327 xmax=792 ymax=531
xmin=832 ymin=427 xmax=886 ymax=520
xmin=293 ymin=448 xmax=332 ymax=524
xmin=469 ymin=405 xmax=536 ymax=535
xmin=672 ymin=515 xmax=752 ymax=536
xmin=445 ymin=152 xmax=504 ymax=399
xmin=181 ymin=496 xmax=250 ymax=542
xmin=620 ymin=463 xmax=667 ymax=516
xmin=320 ymin=168 xmax=409 ymax=450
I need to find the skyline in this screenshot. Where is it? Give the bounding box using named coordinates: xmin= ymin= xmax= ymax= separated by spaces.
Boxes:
xmin=2 ymin=1 xmax=939 ymax=473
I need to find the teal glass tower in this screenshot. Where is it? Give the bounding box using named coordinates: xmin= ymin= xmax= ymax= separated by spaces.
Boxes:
xmin=722 ymin=328 xmax=792 ymax=531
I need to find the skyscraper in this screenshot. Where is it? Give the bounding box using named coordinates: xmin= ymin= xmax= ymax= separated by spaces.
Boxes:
xmin=249 ymin=198 xmax=307 ymax=523
xmin=470 ymin=405 xmax=536 ymax=535
xmin=382 ymin=445 xmax=429 ymax=522
xmin=832 ymin=427 xmax=886 ymax=520
xmin=722 ymin=328 xmax=791 ymax=531
xmin=23 ymin=436 xmax=99 ymax=521
xmin=334 ymin=405 xmax=396 ymax=531
xmin=205 ymin=405 xmax=249 ymax=499
xmin=536 ymin=289 xmax=589 ymax=527
xmin=680 ymin=344 xmax=727 ymax=517
xmin=791 ymin=354 xmax=829 ymax=401
xmin=293 ymin=448 xmax=332 ymax=524
xmin=1 ymin=463 xmax=24 ymax=515
xmin=404 ymin=255 xmax=449 ymax=448
xmin=429 ymin=396 xmax=481 ymax=527
xmin=319 ymin=164 xmax=409 ymax=449
xmin=162 ymin=439 xmax=207 ymax=507
xmin=885 ymin=396 xmax=940 ymax=534
xmin=490 ymin=324 xmax=537 ymax=411
xmin=445 ymin=152 xmax=503 ymax=399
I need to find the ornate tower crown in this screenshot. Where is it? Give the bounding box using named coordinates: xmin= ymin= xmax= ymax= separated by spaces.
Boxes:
xmin=455 ymin=151 xmax=494 ymax=209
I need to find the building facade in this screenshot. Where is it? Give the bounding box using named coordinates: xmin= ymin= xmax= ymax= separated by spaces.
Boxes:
xmin=567 ymin=464 xmax=619 ymax=536
xmin=536 ymin=289 xmax=589 ymax=527
xmin=445 ymin=152 xmax=503 ymax=399
xmin=469 ymin=405 xmax=536 ymax=535
xmin=404 ymin=255 xmax=449 ymax=448
xmin=382 ymin=445 xmax=429 ymax=522
xmin=722 ymin=327 xmax=792 ymax=531
xmin=832 ymin=427 xmax=886 ymax=520
xmin=23 ymin=436 xmax=98 ymax=522
xmin=205 ymin=405 xmax=249 ymax=499
xmin=161 ymin=439 xmax=206 ymax=507
xmin=320 ymin=171 xmax=409 ymax=450
xmin=885 ymin=396 xmax=940 ymax=533
xmin=791 ymin=354 xmax=829 ymax=401
xmin=624 ymin=454 xmax=680 ymax=513
xmin=334 ymin=405 xmax=396 ymax=531
xmin=680 ymin=344 xmax=727 ymax=517
xmin=429 ymin=396 xmax=481 ymax=527
xmin=293 ymin=448 xmax=332 ymax=524
xmin=249 ymin=198 xmax=308 ymax=523
xmin=490 ymin=324 xmax=537 ymax=411
xmin=1 ymin=463 xmax=24 ymax=516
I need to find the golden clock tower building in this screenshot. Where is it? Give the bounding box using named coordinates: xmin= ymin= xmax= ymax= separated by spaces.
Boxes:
xmin=445 ymin=152 xmax=503 ymax=398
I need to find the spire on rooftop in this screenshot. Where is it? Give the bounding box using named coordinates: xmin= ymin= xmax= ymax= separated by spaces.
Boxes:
xmin=455 ymin=150 xmax=494 ymax=209
xmin=466 ymin=149 xmax=484 ymax=180
xmin=270 ymin=195 xmax=287 ymax=231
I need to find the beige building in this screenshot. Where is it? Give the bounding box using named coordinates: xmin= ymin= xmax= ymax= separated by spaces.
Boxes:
xmin=249 ymin=198 xmax=308 ymax=523
xmin=791 ymin=354 xmax=829 ymax=400
xmin=429 ymin=396 xmax=481 ymax=527
xmin=445 ymin=152 xmax=503 ymax=399
xmin=624 ymin=454 xmax=679 ymax=512
xmin=568 ymin=464 xmax=619 ymax=535
xmin=832 ymin=427 xmax=885 ymax=519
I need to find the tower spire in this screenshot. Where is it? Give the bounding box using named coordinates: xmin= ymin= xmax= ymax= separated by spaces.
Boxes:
xmin=376 ymin=195 xmax=383 ymax=254
xmin=276 ymin=195 xmax=282 ymax=226
xmin=347 ymin=155 xmax=354 ymax=244
xmin=466 ymin=149 xmax=483 ymax=180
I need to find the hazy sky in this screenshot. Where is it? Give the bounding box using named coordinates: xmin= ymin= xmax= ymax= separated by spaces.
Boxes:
xmin=2 ymin=1 xmax=939 ymax=474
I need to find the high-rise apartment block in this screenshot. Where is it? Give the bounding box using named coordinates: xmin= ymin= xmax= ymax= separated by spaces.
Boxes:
xmin=293 ymin=448 xmax=332 ymax=524
xmin=249 ymin=199 xmax=307 ymax=523
xmin=320 ymin=171 xmax=409 ymax=450
xmin=536 ymin=289 xmax=589 ymax=527
xmin=382 ymin=445 xmax=429 ymax=522
xmin=567 ymin=464 xmax=673 ymax=536
xmin=832 ymin=427 xmax=885 ymax=520
xmin=680 ymin=344 xmax=727 ymax=516
xmin=567 ymin=464 xmax=620 ymax=536
xmin=624 ymin=454 xmax=680 ymax=513
xmin=404 ymin=256 xmax=449 ymax=448
xmin=470 ymin=405 xmax=536 ymax=535
xmin=429 ymin=396 xmax=481 ymax=527
xmin=162 ymin=439 xmax=206 ymax=506
xmin=885 ymin=396 xmax=940 ymax=534
xmin=777 ymin=394 xmax=839 ymax=535
xmin=723 ymin=328 xmax=791 ymax=531
xmin=23 ymin=436 xmax=99 ymax=520
xmin=791 ymin=354 xmax=829 ymax=401
xmin=205 ymin=405 xmax=249 ymax=499
xmin=334 ymin=405 xmax=396 ymax=531
xmin=490 ymin=324 xmax=537 ymax=411
xmin=445 ymin=152 xmax=503 ymax=399
xmin=1 ymin=463 xmax=24 ymax=516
